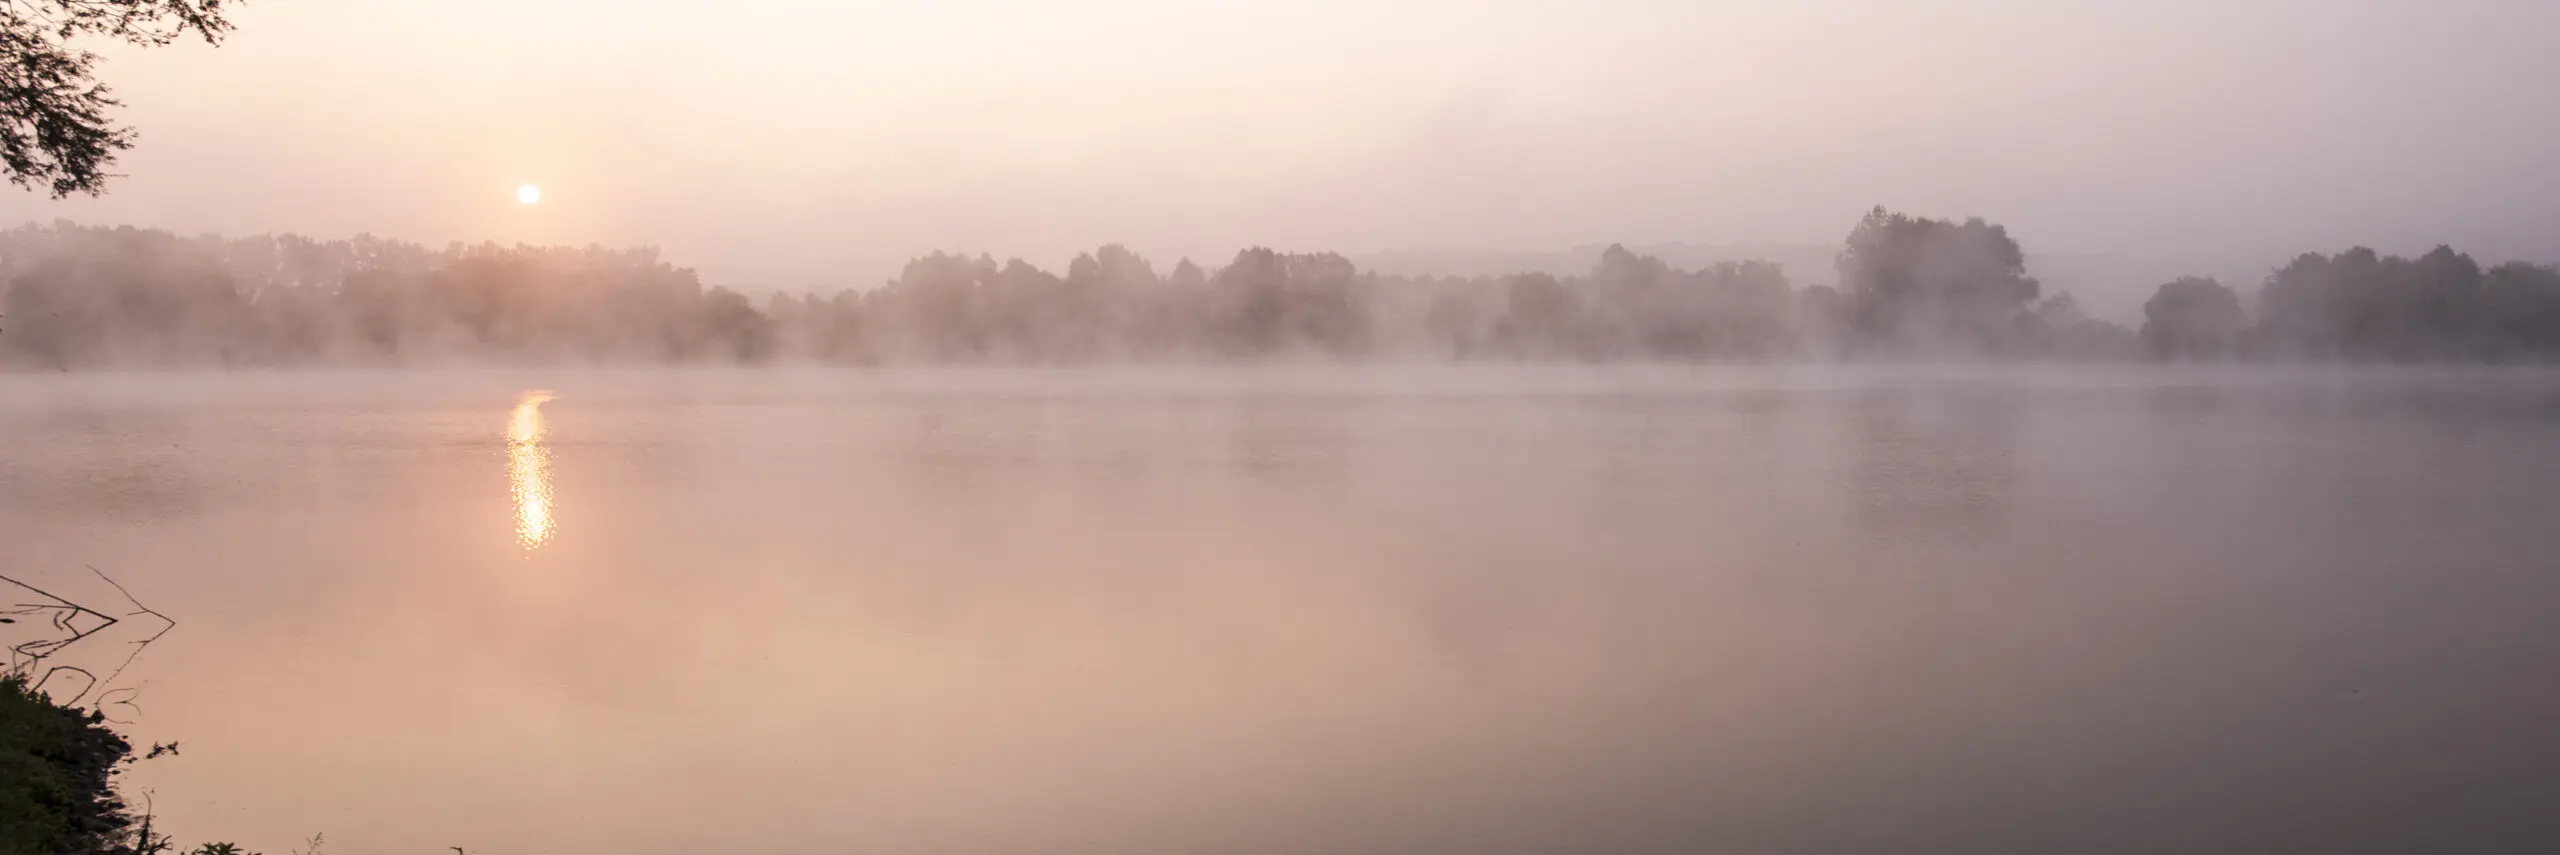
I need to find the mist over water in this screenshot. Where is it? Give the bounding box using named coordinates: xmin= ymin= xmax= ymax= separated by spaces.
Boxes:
xmin=6 ymin=365 xmax=2559 ymax=854
xmin=7 ymin=1 xmax=2560 ymax=851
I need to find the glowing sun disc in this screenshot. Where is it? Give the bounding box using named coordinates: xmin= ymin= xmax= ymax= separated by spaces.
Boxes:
xmin=516 ymin=184 xmax=542 ymax=205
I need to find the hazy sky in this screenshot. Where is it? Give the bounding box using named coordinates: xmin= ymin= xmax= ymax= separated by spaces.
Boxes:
xmin=4 ymin=0 xmax=2555 ymax=291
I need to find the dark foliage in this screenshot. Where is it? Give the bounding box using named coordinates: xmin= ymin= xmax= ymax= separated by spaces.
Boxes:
xmin=2248 ymin=245 xmax=2560 ymax=361
xmin=1835 ymin=206 xmax=2042 ymax=355
xmin=0 ymin=225 xmax=767 ymax=366
xmin=2142 ymin=277 xmax=2245 ymax=359
xmin=9 ymin=214 xmax=2557 ymax=367
xmin=1 ymin=674 xmax=138 ymax=855
xmin=0 ymin=0 xmax=231 ymax=196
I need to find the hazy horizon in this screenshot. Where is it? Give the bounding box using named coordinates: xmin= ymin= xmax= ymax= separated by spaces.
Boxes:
xmin=0 ymin=0 xmax=2552 ymax=304
xmin=12 ymin=4 xmax=2560 ymax=850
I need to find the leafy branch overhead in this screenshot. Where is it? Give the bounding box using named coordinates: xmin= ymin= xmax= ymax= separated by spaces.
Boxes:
xmin=0 ymin=0 xmax=232 ymax=196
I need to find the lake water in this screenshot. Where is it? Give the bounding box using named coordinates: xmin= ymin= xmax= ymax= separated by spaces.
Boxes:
xmin=5 ymin=366 xmax=2559 ymax=854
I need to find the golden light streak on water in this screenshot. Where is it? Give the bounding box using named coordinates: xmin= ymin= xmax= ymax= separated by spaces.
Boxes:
xmin=507 ymin=390 xmax=557 ymax=549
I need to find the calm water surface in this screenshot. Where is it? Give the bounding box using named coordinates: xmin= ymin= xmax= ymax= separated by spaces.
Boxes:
xmin=4 ymin=366 xmax=2559 ymax=854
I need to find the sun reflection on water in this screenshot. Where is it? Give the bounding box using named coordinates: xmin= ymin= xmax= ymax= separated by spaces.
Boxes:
xmin=508 ymin=390 xmax=557 ymax=549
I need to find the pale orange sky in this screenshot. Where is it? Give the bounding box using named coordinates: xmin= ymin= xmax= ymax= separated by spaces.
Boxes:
xmin=4 ymin=0 xmax=2557 ymax=290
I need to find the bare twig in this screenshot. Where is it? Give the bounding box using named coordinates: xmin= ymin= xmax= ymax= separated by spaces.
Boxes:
xmin=4 ymin=571 xmax=118 ymax=672
xmin=95 ymin=683 xmax=143 ymax=723
xmin=31 ymin=664 xmax=95 ymax=698
xmin=85 ymin=564 xmax=174 ymax=698
xmin=2 ymin=568 xmax=170 ymax=708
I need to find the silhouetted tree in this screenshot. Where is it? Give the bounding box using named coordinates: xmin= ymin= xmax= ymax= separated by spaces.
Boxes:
xmin=866 ymin=252 xmax=995 ymax=361
xmin=1696 ymin=260 xmax=1797 ymax=357
xmin=0 ymin=226 xmax=241 ymax=366
xmin=2480 ymin=262 xmax=2560 ymax=359
xmin=1491 ymin=272 xmax=1586 ymax=358
xmin=0 ymin=0 xmax=232 ymax=196
xmin=693 ymin=287 xmax=773 ymax=361
xmin=2032 ymin=292 xmax=2086 ymax=330
xmin=2251 ymin=245 xmax=2549 ymax=361
xmin=1793 ymin=283 xmax=1850 ymax=354
xmin=1057 ymin=244 xmax=1156 ymax=358
xmin=1568 ymin=246 xmax=1794 ymax=357
xmin=5 ymin=218 xmax=2553 ymax=367
xmin=1409 ymin=276 xmax=1501 ymax=358
xmin=0 ymin=224 xmax=779 ymax=366
xmin=1836 ymin=206 xmax=2040 ymax=354
xmin=1205 ymin=248 xmax=1368 ymax=357
xmin=2142 ymin=277 xmax=2244 ymax=359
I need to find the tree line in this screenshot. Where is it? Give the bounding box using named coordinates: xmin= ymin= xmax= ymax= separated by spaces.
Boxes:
xmin=2 ymin=210 xmax=2556 ymax=367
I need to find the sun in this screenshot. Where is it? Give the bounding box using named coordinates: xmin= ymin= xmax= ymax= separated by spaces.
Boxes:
xmin=516 ymin=184 xmax=542 ymax=205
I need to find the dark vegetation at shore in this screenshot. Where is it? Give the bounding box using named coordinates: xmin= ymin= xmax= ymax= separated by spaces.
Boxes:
xmin=1 ymin=674 xmax=138 ymax=855
xmin=2 ymin=208 xmax=2556 ymax=368
xmin=4 ymin=675 xmax=279 ymax=855
xmin=3 ymin=570 xmax=275 ymax=855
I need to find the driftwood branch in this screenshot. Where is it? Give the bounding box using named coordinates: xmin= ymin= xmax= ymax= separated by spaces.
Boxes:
xmin=85 ymin=565 xmax=174 ymax=699
xmin=1 ymin=568 xmax=172 ymax=708
xmin=3 ymin=570 xmax=117 ymax=670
